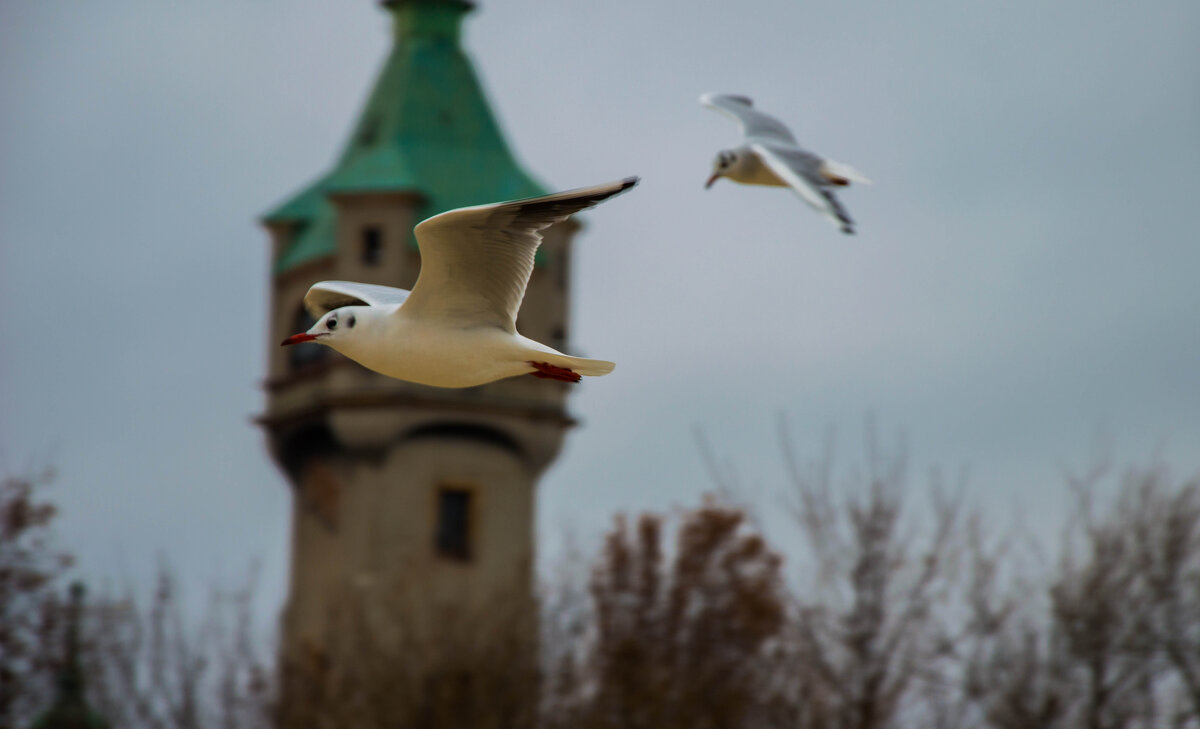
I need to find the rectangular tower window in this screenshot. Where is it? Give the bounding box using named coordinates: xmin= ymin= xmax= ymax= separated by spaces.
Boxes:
xmin=361 ymin=226 xmax=383 ymax=265
xmin=436 ymin=487 xmax=472 ymax=561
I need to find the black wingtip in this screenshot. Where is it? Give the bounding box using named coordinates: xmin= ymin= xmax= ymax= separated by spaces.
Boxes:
xmin=600 ymin=176 xmax=639 ymax=202
xmin=584 ymin=176 xmax=638 ymax=205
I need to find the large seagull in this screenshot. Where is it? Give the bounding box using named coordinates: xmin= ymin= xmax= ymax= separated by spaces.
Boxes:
xmin=281 ymin=178 xmax=638 ymax=388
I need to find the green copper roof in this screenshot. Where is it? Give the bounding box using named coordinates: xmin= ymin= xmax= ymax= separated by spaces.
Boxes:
xmin=265 ymin=0 xmax=546 ymax=273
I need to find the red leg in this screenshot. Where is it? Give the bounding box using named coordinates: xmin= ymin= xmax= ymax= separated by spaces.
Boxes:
xmin=528 ymin=361 xmax=581 ymax=383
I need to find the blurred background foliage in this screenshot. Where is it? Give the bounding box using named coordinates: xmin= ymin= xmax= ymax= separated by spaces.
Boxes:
xmin=6 ymin=433 xmax=1199 ymax=729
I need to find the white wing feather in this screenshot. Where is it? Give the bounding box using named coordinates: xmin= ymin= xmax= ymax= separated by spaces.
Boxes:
xmin=404 ymin=178 xmax=638 ymax=332
xmin=303 ymin=281 xmax=411 ymax=317
xmin=751 ymin=143 xmax=856 ymax=233
xmin=700 ymin=93 xmax=797 ymax=144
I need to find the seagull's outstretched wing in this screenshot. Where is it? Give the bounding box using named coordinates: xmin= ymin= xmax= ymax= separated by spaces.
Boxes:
xmin=405 ymin=177 xmax=639 ymax=331
xmin=700 ymin=93 xmax=797 ymax=145
xmin=751 ymin=143 xmax=856 ymax=234
xmin=303 ymin=281 xmax=411 ymax=317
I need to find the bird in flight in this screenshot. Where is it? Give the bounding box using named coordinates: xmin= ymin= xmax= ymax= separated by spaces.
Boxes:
xmin=700 ymin=93 xmax=870 ymax=234
xmin=281 ymin=177 xmax=638 ymax=388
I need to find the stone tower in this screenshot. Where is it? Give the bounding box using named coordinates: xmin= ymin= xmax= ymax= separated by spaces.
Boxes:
xmin=259 ymin=0 xmax=579 ymax=658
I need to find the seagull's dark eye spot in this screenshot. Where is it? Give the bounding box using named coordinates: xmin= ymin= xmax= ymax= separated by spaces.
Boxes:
xmin=347 ymin=314 xmax=356 ymax=329
xmin=327 ymin=318 xmax=338 ymax=330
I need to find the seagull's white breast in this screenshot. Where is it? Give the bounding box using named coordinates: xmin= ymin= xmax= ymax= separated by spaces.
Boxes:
xmin=334 ymin=317 xmax=535 ymax=388
xmin=729 ymin=151 xmax=788 ymax=187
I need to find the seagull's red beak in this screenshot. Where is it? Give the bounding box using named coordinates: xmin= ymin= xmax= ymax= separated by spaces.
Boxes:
xmin=705 ymin=173 xmax=720 ymax=189
xmin=280 ymin=332 xmax=319 ymax=346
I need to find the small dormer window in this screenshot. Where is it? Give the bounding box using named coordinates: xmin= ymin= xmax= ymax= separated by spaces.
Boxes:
xmin=357 ymin=116 xmax=380 ymax=146
xmin=362 ymin=226 xmax=383 ymax=265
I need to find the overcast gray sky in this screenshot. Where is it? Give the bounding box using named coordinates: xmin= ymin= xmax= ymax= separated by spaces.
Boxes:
xmin=2 ymin=0 xmax=1198 ymax=623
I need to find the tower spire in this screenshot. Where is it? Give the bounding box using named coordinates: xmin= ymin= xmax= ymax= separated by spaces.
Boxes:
xmin=28 ymin=583 xmax=110 ymax=729
xmin=57 ymin=582 xmax=85 ymax=700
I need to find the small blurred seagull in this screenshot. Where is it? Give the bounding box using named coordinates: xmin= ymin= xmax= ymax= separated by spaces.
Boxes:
xmin=700 ymin=93 xmax=870 ymax=234
xmin=281 ymin=178 xmax=638 ymax=388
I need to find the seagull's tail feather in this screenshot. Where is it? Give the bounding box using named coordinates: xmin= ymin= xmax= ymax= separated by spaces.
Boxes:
xmin=520 ymin=336 xmax=615 ymax=378
xmin=822 ymin=160 xmax=872 ymax=186
xmin=554 ymin=354 xmax=616 ymax=377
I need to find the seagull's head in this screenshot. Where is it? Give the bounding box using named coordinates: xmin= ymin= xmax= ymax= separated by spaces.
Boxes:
xmin=706 ymin=149 xmax=738 ymax=189
xmin=280 ymin=307 xmax=368 ymax=350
